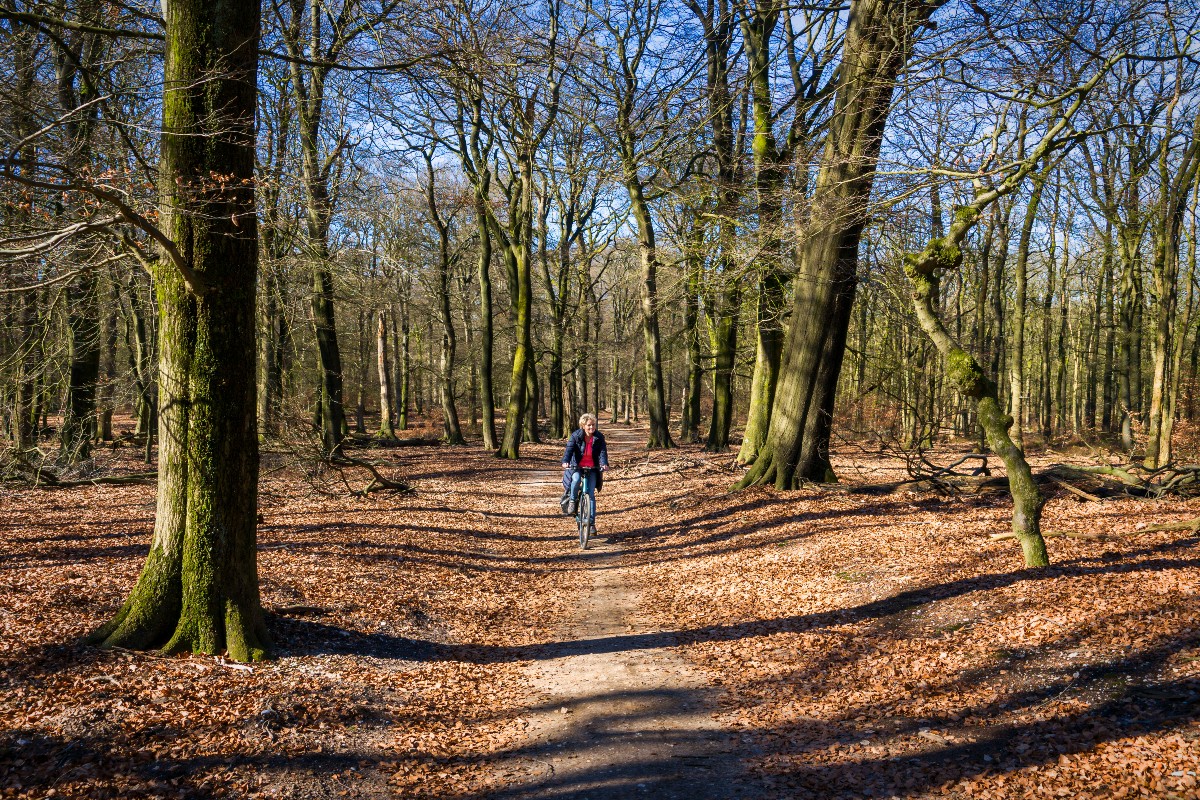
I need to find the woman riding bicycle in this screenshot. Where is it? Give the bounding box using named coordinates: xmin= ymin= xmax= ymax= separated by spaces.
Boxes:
xmin=560 ymin=413 xmax=608 ymax=535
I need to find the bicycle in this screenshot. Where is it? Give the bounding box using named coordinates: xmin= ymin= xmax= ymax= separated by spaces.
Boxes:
xmin=571 ymin=467 xmax=599 ymax=549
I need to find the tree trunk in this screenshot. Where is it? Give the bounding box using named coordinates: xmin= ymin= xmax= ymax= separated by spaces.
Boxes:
xmin=907 ymin=236 xmax=1049 ymax=568
xmin=1117 ymin=229 xmax=1141 ymax=451
xmin=737 ymin=0 xmax=787 ymax=464
xmin=625 ymin=177 xmax=673 ymax=449
xmin=397 ymin=300 xmax=410 ymax=430
xmin=738 ymin=0 xmax=939 ymax=489
xmin=1008 ymin=171 xmax=1048 ymax=450
xmin=14 ymin=289 xmax=37 ymax=450
xmin=377 ymin=310 xmax=396 ymax=439
xmin=355 ymin=310 xmax=368 ymax=435
xmin=475 ymin=195 xmax=498 ymax=449
xmin=497 ymin=216 xmax=533 ymax=457
xmin=1040 ymin=224 xmax=1058 ymax=443
xmin=312 ymin=267 xmax=346 ymax=454
xmin=523 ymin=361 xmax=541 ymax=443
xmin=60 ymin=272 xmax=101 ymax=463
xmin=91 ymin=0 xmax=267 ymax=660
xmin=680 ymin=239 xmax=703 ymax=444
xmin=98 ymin=278 xmax=119 ymax=441
xmin=705 ymin=279 xmax=740 ymax=452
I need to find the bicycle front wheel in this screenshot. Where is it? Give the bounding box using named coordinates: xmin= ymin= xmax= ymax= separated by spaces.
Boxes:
xmin=578 ymin=494 xmax=592 ymax=549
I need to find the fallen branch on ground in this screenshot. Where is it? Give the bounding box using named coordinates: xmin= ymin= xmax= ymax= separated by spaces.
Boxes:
xmin=329 ymin=454 xmax=412 ymax=496
xmin=1 ymin=448 xmax=157 ymax=488
xmin=1139 ymin=518 xmax=1200 ymax=534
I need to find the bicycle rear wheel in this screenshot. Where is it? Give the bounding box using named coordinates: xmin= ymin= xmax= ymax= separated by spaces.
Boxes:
xmin=578 ymin=494 xmax=592 ymax=549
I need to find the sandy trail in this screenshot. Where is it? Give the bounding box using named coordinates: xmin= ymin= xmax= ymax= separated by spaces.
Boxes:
xmin=487 ymin=426 xmax=757 ymax=799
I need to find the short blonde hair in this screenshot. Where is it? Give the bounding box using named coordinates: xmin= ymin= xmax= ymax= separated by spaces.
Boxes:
xmin=578 ymin=413 xmax=598 ymax=428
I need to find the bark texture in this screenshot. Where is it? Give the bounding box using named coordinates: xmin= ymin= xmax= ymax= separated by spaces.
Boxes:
xmin=737 ymin=0 xmax=939 ymax=489
xmin=90 ymin=0 xmax=267 ymax=660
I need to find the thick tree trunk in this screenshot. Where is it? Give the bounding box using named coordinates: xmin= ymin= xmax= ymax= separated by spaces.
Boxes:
xmin=91 ymin=0 xmax=267 ymax=660
xmin=738 ymin=271 xmax=785 ymax=463
xmin=737 ymin=0 xmax=787 ymax=465
xmin=738 ymin=0 xmax=937 ymax=489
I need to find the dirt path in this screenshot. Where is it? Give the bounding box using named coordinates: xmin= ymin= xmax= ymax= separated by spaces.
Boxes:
xmin=487 ymin=426 xmax=757 ymax=799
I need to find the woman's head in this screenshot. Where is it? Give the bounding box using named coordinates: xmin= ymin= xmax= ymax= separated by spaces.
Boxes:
xmin=578 ymin=413 xmax=597 ymax=434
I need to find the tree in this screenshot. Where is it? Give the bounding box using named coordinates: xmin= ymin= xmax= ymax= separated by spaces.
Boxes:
xmin=583 ymin=0 xmax=696 ymax=448
xmin=90 ymin=0 xmax=268 ymax=660
xmin=736 ymin=0 xmax=839 ymax=463
xmin=738 ymin=0 xmax=944 ymax=489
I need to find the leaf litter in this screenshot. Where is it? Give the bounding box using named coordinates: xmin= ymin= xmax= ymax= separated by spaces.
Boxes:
xmin=2 ymin=431 xmax=1200 ymax=798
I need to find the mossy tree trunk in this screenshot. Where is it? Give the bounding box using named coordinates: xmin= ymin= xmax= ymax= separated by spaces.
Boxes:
xmin=737 ymin=0 xmax=941 ymax=489
xmin=474 ymin=193 xmax=497 ymax=449
xmin=899 ymin=55 xmax=1112 ymax=566
xmin=737 ymin=0 xmax=787 ymax=464
xmin=497 ymin=155 xmax=535 ymax=459
xmin=90 ymin=0 xmax=268 ymax=661
xmin=907 ymin=234 xmax=1049 ymax=568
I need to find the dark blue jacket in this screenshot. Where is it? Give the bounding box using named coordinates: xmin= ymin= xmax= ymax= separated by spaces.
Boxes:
xmin=563 ymin=429 xmax=608 ymax=490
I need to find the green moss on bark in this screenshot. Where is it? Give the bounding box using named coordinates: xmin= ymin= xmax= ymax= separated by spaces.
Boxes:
xmin=946 ymin=348 xmax=989 ymax=397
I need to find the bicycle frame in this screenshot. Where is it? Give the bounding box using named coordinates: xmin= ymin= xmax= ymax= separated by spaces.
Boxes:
xmin=572 ymin=468 xmax=598 ymax=549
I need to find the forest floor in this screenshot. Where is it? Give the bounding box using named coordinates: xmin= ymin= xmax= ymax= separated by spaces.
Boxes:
xmin=3 ymin=419 xmax=1200 ymax=799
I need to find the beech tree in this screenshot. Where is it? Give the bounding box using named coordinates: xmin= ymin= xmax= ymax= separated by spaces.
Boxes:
xmin=90 ymin=0 xmax=268 ymax=659
xmin=738 ymin=0 xmax=943 ymax=489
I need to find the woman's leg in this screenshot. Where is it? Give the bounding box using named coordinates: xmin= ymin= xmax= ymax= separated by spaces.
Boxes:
xmin=569 ymin=470 xmax=582 ymax=502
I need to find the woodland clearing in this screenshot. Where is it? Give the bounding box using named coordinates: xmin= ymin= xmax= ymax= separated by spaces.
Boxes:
xmin=2 ymin=421 xmax=1200 ymax=799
